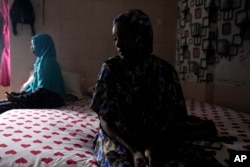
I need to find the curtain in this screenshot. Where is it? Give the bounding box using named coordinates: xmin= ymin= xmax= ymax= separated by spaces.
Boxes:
xmin=0 ymin=0 xmax=10 ymax=86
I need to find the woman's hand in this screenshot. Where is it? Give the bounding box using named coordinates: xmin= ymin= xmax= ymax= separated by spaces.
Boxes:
xmin=5 ymin=92 xmax=20 ymax=102
xmin=144 ymin=147 xmax=165 ymax=167
xmin=144 ymin=149 xmax=153 ymax=167
xmin=133 ymin=151 xmax=148 ymax=167
xmin=9 ymin=92 xmax=22 ymax=96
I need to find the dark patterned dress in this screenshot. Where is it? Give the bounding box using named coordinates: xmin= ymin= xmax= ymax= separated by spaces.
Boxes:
xmin=91 ymin=54 xmax=188 ymax=167
xmin=0 ymin=88 xmax=64 ymax=114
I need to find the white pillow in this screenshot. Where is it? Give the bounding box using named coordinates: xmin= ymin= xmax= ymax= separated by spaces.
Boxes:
xmin=62 ymin=71 xmax=85 ymax=100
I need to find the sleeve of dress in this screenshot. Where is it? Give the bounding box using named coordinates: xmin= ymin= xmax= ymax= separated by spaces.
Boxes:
xmin=24 ymin=84 xmax=32 ymax=93
xmin=159 ymin=65 xmax=188 ymax=144
xmin=90 ymin=63 xmax=118 ymax=121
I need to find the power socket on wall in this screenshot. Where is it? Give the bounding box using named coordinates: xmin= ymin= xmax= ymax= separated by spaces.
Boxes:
xmin=157 ymin=18 xmax=163 ymax=26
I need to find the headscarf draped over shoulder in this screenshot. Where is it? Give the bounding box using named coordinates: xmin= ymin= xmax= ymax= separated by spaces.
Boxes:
xmin=113 ymin=9 xmax=153 ymax=55
xmin=25 ymin=33 xmax=65 ymax=98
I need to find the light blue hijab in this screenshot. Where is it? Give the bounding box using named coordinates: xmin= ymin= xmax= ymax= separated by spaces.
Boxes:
xmin=25 ymin=33 xmax=65 ymax=98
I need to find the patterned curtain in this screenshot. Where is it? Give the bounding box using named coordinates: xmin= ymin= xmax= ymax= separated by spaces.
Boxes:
xmin=0 ymin=0 xmax=10 ymax=86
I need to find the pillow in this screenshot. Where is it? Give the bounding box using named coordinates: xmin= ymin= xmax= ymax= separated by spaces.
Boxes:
xmin=62 ymin=71 xmax=85 ymax=100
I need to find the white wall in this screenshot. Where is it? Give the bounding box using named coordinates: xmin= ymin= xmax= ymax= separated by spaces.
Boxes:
xmin=9 ymin=0 xmax=178 ymax=93
xmin=181 ymin=80 xmax=250 ymax=114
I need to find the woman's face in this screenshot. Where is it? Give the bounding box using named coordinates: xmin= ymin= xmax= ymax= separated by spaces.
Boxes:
xmin=112 ymin=22 xmax=138 ymax=59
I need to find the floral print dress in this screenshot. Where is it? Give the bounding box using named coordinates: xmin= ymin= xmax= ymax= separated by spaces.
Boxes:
xmin=91 ymin=54 xmax=188 ymax=167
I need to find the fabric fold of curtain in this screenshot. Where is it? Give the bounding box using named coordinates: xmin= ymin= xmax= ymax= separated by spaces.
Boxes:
xmin=0 ymin=0 xmax=10 ymax=86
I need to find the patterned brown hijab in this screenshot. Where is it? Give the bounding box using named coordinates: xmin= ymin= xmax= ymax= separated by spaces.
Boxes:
xmin=113 ymin=9 xmax=153 ymax=55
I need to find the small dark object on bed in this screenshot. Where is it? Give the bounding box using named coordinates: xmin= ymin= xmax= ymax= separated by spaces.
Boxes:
xmin=184 ymin=115 xmax=218 ymax=140
xmin=212 ymin=135 xmax=237 ymax=142
xmin=192 ymin=140 xmax=223 ymax=150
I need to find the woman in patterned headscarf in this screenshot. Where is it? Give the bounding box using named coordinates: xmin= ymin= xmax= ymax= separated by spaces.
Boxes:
xmin=91 ymin=9 xmax=187 ymax=167
xmin=0 ymin=33 xmax=65 ymax=113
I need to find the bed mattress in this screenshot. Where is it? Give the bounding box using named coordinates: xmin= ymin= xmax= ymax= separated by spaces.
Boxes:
xmin=0 ymin=96 xmax=99 ymax=167
xmin=0 ymin=97 xmax=249 ymax=167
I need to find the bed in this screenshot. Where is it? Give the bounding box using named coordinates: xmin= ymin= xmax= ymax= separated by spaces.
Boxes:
xmin=0 ymin=96 xmax=249 ymax=166
xmin=186 ymin=99 xmax=250 ymax=167
xmin=0 ymin=96 xmax=99 ymax=167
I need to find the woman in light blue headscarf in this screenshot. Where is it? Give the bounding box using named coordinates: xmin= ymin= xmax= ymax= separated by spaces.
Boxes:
xmin=25 ymin=33 xmax=64 ymax=98
xmin=0 ymin=33 xmax=65 ymax=113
